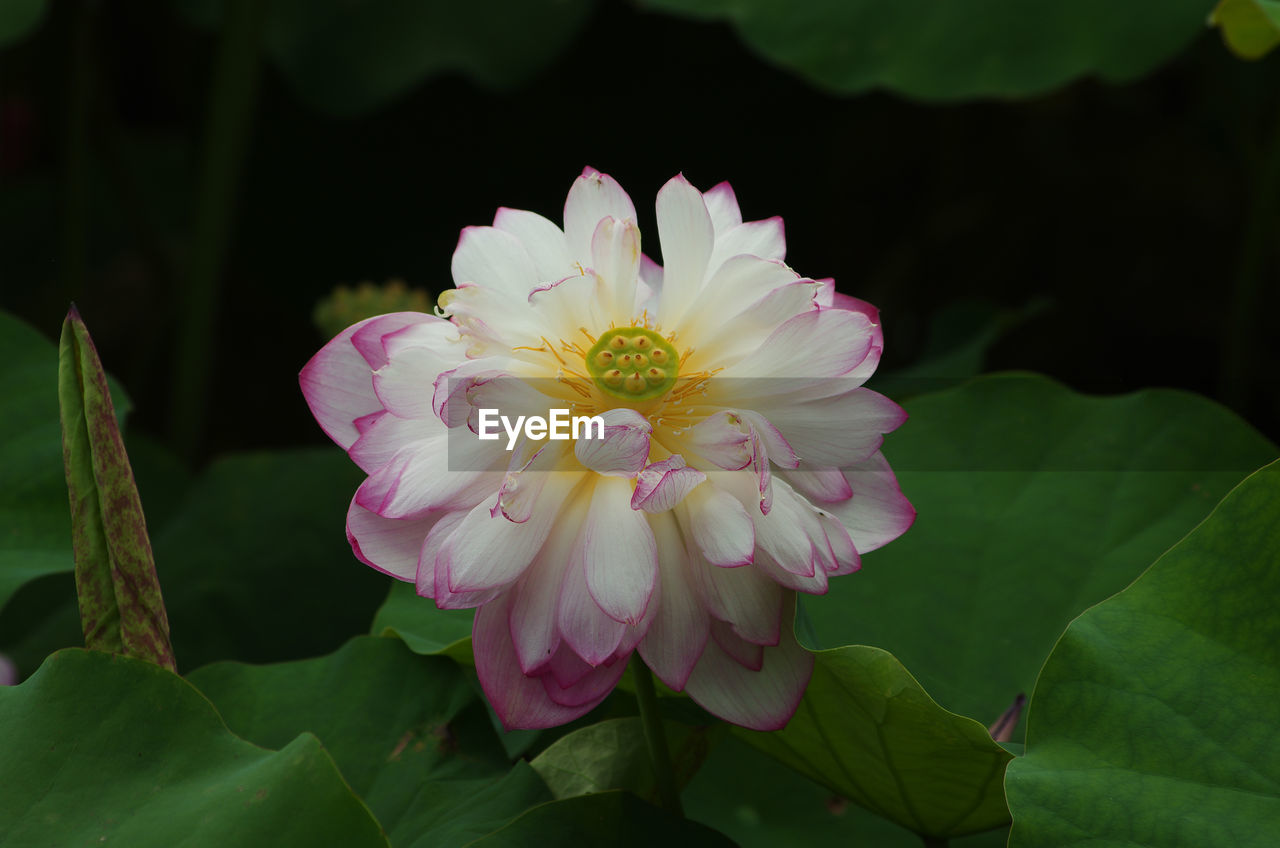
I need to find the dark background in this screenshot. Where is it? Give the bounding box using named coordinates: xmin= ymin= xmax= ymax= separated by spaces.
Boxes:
xmin=3 ymin=0 xmax=1279 ymax=463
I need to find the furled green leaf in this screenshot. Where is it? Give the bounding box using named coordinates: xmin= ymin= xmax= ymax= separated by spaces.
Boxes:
xmin=642 ymin=0 xmax=1213 ymax=100
xmin=0 ymin=649 xmax=388 ymax=847
xmin=803 ymin=374 xmax=1276 ymax=735
xmin=739 ymin=647 xmax=1012 ymax=840
xmin=373 ymin=579 xmax=475 ymax=661
xmin=1212 ymin=0 xmax=1280 ymax=59
xmin=57 ymin=307 xmax=174 ymax=670
xmin=0 ymin=0 xmax=45 ymax=49
xmin=1005 ymin=460 xmax=1280 ymax=846
xmin=178 ymin=0 xmax=595 ymax=117
xmin=684 ymin=735 xmax=1010 ymax=848
xmin=467 ymin=790 xmax=735 ymax=847
xmin=530 ymin=717 xmax=717 ymax=804
xmin=187 ymin=635 xmax=549 ymax=847
xmin=0 ymin=310 xmax=129 ymax=618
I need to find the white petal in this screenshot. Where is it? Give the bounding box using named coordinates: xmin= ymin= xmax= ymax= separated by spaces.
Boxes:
xmin=636 ymin=512 xmax=710 ymax=690
xmin=683 ymin=599 xmax=813 ymax=731
xmin=682 ymin=482 xmax=754 ymax=567
xmin=579 ymin=476 xmax=658 ymax=624
xmin=508 ymin=514 xmax=578 ymax=673
xmin=493 ymin=207 xmax=572 ymax=283
xmin=823 ymin=451 xmax=916 ymax=553
xmin=574 ymin=407 xmax=652 ymax=477
xmin=591 ymin=217 xmax=642 ymax=323
xmin=444 ymin=474 xmax=577 ymax=592
xmin=345 ymin=498 xmax=438 ymax=582
xmin=563 ymin=168 xmax=637 ymax=264
xmin=701 ymin=181 xmax=742 ymax=233
xmin=707 ymin=217 xmax=786 ymax=273
xmin=451 ymin=226 xmax=541 ymax=298
xmin=559 ymin=540 xmax=627 ymax=665
xmin=690 ymin=551 xmax=784 ymax=646
xmin=750 ymin=388 xmax=905 ymax=468
xmin=655 ymin=174 xmax=715 ymax=325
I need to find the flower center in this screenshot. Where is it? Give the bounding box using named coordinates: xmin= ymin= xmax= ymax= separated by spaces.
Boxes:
xmin=585 ymin=328 xmax=679 ymax=400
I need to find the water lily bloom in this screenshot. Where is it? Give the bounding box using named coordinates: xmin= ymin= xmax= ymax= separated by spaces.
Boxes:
xmin=301 ymin=169 xmax=914 ymax=730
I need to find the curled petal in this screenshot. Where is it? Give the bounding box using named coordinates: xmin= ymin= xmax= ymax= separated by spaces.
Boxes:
xmin=574 ymin=407 xmax=652 ymax=477
xmin=683 ymin=411 xmax=751 ymax=470
xmin=300 ymin=315 xmax=401 ymax=450
xmin=631 ymin=456 xmax=707 ymax=513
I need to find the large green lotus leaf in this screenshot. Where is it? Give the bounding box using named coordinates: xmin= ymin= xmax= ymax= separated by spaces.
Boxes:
xmin=187 ymin=636 xmax=549 ymax=846
xmin=0 ymin=310 xmax=129 ymax=617
xmin=529 ymin=716 xmax=717 ymax=804
xmin=372 ymin=578 xmax=475 ymax=661
xmin=0 ymin=649 xmax=387 ymax=847
xmin=1005 ymin=460 xmax=1280 ymax=846
xmin=739 ymin=646 xmax=1012 ymax=839
xmin=685 ymin=735 xmax=1009 ymax=847
xmin=803 ymin=374 xmax=1276 ymax=733
xmin=150 ymin=448 xmax=388 ymax=669
xmin=179 ymin=0 xmax=594 ymax=117
xmin=468 ymin=790 xmax=735 ymax=847
xmin=642 ymin=0 xmax=1212 ymax=100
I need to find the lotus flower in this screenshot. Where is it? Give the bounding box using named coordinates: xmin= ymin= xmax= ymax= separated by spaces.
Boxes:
xmin=301 ymin=169 xmax=914 ymax=730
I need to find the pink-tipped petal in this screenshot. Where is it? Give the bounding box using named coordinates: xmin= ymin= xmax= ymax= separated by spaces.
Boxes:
xmin=350 ymin=312 xmax=443 ymax=369
xmin=710 ymin=619 xmax=764 ymax=671
xmin=541 ymin=647 xmax=628 ymax=708
xmin=474 ymin=595 xmax=601 ymax=730
xmin=718 ymin=308 xmax=875 ymax=387
xmin=558 ymin=548 xmax=627 ymax=665
xmin=415 ymin=509 xmax=466 ymax=598
xmin=346 ymin=498 xmax=440 ymax=582
xmin=781 ymin=468 xmax=854 ymax=504
xmin=444 ymin=475 xmax=576 ymax=593
xmin=826 ymin=451 xmax=917 ymax=553
xmin=690 ymin=552 xmax=784 ymax=646
xmin=300 ymin=317 xmax=386 ymax=450
xmin=574 ymin=408 xmax=652 ymax=477
xmin=564 ymin=169 xmax=637 ymax=264
xmin=702 ymin=181 xmax=742 ymax=232
xmin=708 ymin=217 xmax=786 ymax=271
xmin=751 ymin=388 xmax=904 ymax=469
xmin=684 ymin=599 xmax=813 ymax=731
xmin=582 ymin=477 xmax=659 ymax=624
xmin=636 ymin=512 xmax=710 ymax=690
xmin=508 ymin=519 xmax=577 ymax=674
xmin=631 ymin=456 xmax=707 ymax=513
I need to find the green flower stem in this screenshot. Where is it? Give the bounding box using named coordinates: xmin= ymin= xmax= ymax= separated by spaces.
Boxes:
xmin=169 ymin=0 xmax=267 ymax=460
xmin=631 ymin=656 xmax=684 ymax=817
